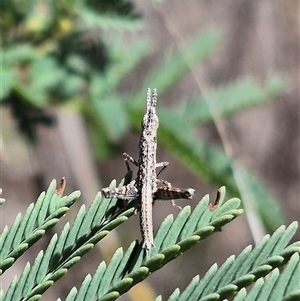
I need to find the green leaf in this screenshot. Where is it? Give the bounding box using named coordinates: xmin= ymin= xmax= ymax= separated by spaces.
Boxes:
xmin=0 ymin=179 xmax=80 ymax=274
xmin=164 ymin=222 xmax=299 ymax=301
xmin=268 ymin=253 xmax=300 ymax=300
xmin=59 ymin=186 xmax=243 ymax=301
xmin=176 ymin=275 xmax=199 ymax=301
xmin=130 ymin=31 xmax=221 ymax=109
xmin=176 ymin=75 xmax=284 ymax=126
xmin=160 ymin=206 xmax=191 ymax=250
xmin=91 ymin=98 xmax=129 ymax=142
xmin=98 ymin=248 xmax=124 ymax=297
xmin=77 ymin=7 xmax=141 ymax=31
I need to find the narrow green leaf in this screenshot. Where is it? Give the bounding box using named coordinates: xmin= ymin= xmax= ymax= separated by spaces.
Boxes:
xmin=177 ymin=235 xmax=200 ymax=253
xmin=208 ymin=214 xmax=236 ymax=230
xmin=251 ymin=225 xmax=287 ymax=269
xmin=65 ymin=287 xmax=77 ymax=301
xmin=10 ymin=262 xmax=30 ymax=300
xmin=98 ymin=248 xmax=124 ymax=296
xmin=143 ymin=253 xmax=165 ymax=272
xmin=87 ymin=230 xmax=109 ymax=245
xmin=179 ymin=195 xmax=210 ymax=239
xmin=196 ymin=264 xmax=218 ymax=298
xmin=160 ymin=245 xmax=181 ymax=266
xmin=101 ymin=216 xmax=129 ymax=232
xmin=50 ymin=223 xmax=70 ymax=269
xmin=255 ymin=269 xmax=279 ymax=301
xmin=92 ymin=194 xmax=117 ymax=230
xmin=12 ymin=203 xmax=34 ymax=248
xmin=98 ymin=291 xmax=120 ymax=301
xmin=24 ymin=192 xmax=46 ymax=239
xmin=44 ymin=207 xmax=69 ymax=223
xmin=212 ymin=198 xmax=241 ymax=219
xmin=108 ymin=278 xmax=134 ymax=296
xmin=74 ymin=274 xmax=91 ymax=301
xmin=36 ymin=234 xmax=58 ymax=283
xmin=126 ymin=266 xmax=149 ymax=285
xmin=236 ymin=233 xmax=269 ymax=278
xmin=24 ymin=230 xmax=45 ymax=246
xmin=263 ymin=255 xmax=284 ymax=267
xmin=59 ymin=191 xmax=81 ymax=209
xmin=48 ymin=181 xmax=71 ymax=215
xmin=249 ymin=264 xmax=273 ymax=279
xmin=23 ymin=251 xmax=44 ymax=297
xmin=161 ymin=206 xmax=191 ymax=250
xmin=39 ymin=218 xmax=59 ymax=232
xmin=232 ymin=288 xmax=247 ymax=301
xmin=222 ymin=246 xmax=251 ymax=285
xmin=50 ymin=268 xmax=68 ymax=282
xmin=277 ymin=244 xmax=300 ymax=261
xmin=1 ymin=213 xmax=22 ymax=259
xmin=112 ymin=242 xmax=138 ymax=285
xmin=66 ymin=244 xmax=93 ymax=263
xmin=193 ymin=226 xmax=216 ymax=240
xmin=0 ymin=257 xmax=15 ymax=272
xmin=86 ymin=262 xmax=107 ymax=299
xmin=232 ymin=274 xmax=256 ymax=290
xmin=3 ymin=276 xmax=17 ymax=301
xmin=64 ymin=205 xmax=87 ymax=253
xmin=77 ymin=196 xmax=102 ymax=241
xmin=199 ymin=293 xmax=219 ymax=301
xmin=37 ymin=180 xmax=57 ymax=227
xmin=25 ymin=281 xmax=54 ymax=300
xmin=271 ymin=221 xmax=298 ymax=255
xmin=7 ymin=243 xmax=28 ymax=259
xmin=152 ymin=215 xmax=174 ymax=256
xmin=166 ymin=288 xmax=181 ymax=301
xmin=216 ymin=284 xmax=238 ymax=299
xmin=268 ymin=253 xmax=300 ymax=300
xmin=115 ymin=206 xmax=136 ymax=222
xmin=201 ymin=255 xmax=235 ymax=295
xmin=0 ymin=226 xmax=9 ymax=252
xmin=196 ymin=205 xmax=213 ymax=229
xmin=284 ymin=255 xmax=300 ymax=294
xmin=25 ymin=295 xmax=42 ymax=301
xmin=177 ymin=275 xmax=199 ymax=301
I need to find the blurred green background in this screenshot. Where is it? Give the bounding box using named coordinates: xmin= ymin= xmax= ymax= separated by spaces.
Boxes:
xmin=1 ymin=1 xmax=299 ymax=300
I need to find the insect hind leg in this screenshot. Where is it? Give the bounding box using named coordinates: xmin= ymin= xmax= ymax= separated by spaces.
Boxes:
xmin=123 ymin=152 xmax=139 ymax=171
xmin=156 ymin=161 xmax=169 ymax=176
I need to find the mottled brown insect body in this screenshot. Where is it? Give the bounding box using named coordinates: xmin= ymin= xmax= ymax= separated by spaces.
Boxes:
xmin=101 ymin=88 xmax=195 ymax=256
xmin=136 ymin=88 xmax=159 ymax=252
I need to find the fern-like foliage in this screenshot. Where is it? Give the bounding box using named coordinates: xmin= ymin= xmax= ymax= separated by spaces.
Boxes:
xmin=155 ymin=222 xmax=300 ymax=301
xmin=0 ymin=179 xmax=80 ymax=275
xmin=57 ymin=187 xmax=241 ymax=300
xmin=0 ymin=178 xmax=134 ymax=301
xmin=1 ymin=181 xmax=242 ymax=301
xmin=231 ymin=253 xmax=300 ymax=301
xmin=2 ymin=179 xmax=299 ymax=301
